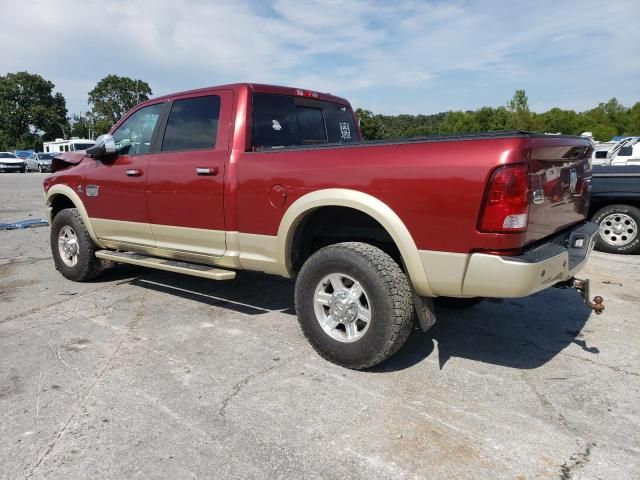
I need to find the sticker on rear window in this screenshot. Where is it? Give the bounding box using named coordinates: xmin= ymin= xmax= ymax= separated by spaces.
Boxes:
xmin=272 ymin=120 xmax=282 ymax=131
xmin=339 ymin=122 xmax=352 ymax=140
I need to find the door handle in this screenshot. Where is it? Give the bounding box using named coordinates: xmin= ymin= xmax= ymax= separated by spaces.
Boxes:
xmin=126 ymin=169 xmax=143 ymax=177
xmin=196 ymin=167 xmax=218 ymax=176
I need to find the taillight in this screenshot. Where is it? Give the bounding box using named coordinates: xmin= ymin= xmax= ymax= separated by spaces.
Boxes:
xmin=478 ymin=164 xmax=530 ymax=233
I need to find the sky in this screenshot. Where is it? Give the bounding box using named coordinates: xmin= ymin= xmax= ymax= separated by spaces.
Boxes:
xmin=1 ymin=0 xmax=639 ymax=116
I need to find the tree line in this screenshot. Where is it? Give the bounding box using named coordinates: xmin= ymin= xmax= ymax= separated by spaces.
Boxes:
xmin=0 ymin=72 xmax=151 ymax=151
xmin=357 ymin=90 xmax=639 ymax=141
xmin=1 ymin=72 xmax=638 ymax=152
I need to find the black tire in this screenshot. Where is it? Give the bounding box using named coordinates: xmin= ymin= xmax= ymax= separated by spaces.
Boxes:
xmin=592 ymin=204 xmax=640 ymax=254
xmin=434 ymin=296 xmax=484 ymax=309
xmin=294 ymin=242 xmax=414 ymax=369
xmin=19 ymin=167 xmax=25 ymax=173
xmin=50 ymin=208 xmax=104 ymax=281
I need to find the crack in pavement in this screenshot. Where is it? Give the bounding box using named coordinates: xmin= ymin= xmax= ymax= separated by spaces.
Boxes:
xmin=22 ymin=292 xmax=147 ymax=480
xmin=559 ymin=441 xmax=596 ymax=479
xmin=218 ymin=360 xmax=293 ymax=423
xmin=0 ymin=276 xmax=139 ymax=326
xmin=521 ymin=373 xmax=578 ymax=437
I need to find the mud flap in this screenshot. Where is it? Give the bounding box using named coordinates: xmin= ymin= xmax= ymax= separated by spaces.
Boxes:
xmin=412 ymin=292 xmax=437 ymax=332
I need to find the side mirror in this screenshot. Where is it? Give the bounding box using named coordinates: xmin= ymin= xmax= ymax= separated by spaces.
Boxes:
xmin=86 ymin=134 xmax=117 ymax=159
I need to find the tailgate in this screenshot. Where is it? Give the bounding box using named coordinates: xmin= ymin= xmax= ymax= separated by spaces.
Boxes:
xmin=526 ymin=140 xmax=592 ymax=243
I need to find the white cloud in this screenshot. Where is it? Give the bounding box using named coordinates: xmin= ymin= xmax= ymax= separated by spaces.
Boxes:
xmin=1 ymin=0 xmax=638 ymax=114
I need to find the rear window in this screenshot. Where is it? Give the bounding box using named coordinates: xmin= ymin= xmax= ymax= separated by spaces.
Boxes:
xmin=251 ymin=94 xmax=357 ymax=149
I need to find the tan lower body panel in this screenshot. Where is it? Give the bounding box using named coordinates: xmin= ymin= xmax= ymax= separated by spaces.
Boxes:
xmin=90 ymin=217 xmax=282 ymax=275
xmin=91 ymin=218 xmax=227 ymax=257
xmin=418 ymin=250 xmax=470 ymax=296
xmin=91 ymin=218 xmax=155 ymax=247
xmin=151 ymin=223 xmax=226 ymax=257
xmin=461 ymin=251 xmax=576 ymax=298
xmin=419 ymin=248 xmax=587 ymax=298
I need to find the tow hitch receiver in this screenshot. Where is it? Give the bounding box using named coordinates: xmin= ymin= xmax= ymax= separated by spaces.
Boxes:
xmin=554 ymin=278 xmax=605 ymax=314
xmin=573 ymin=278 xmax=605 ymax=314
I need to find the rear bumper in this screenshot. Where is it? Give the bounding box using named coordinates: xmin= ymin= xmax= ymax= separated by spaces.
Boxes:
xmin=461 ymin=221 xmax=598 ymax=298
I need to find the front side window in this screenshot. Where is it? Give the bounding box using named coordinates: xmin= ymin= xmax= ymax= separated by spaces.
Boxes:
xmin=161 ymin=96 xmax=220 ymax=152
xmin=251 ymin=94 xmax=357 ymax=149
xmin=113 ymin=103 xmax=163 ymax=156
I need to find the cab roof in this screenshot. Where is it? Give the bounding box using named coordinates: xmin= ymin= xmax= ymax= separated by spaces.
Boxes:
xmin=145 ymin=83 xmax=350 ymax=107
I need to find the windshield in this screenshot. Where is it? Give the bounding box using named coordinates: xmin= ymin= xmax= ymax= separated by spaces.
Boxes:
xmin=38 ymin=153 xmax=55 ymax=160
xmin=71 ymin=143 xmax=95 ymax=151
xmin=0 ymin=153 xmax=18 ymax=159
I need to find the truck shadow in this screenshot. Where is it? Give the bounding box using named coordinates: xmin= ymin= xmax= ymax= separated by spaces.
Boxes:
xmin=121 ymin=267 xmax=596 ymax=372
xmin=126 ymin=268 xmax=296 ymax=315
xmin=374 ymin=292 xmax=597 ymax=372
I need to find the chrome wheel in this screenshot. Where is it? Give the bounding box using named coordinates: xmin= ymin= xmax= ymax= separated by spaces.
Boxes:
xmin=599 ymin=213 xmax=638 ymax=247
xmin=313 ymin=273 xmax=372 ymax=343
xmin=58 ymin=226 xmax=79 ymax=267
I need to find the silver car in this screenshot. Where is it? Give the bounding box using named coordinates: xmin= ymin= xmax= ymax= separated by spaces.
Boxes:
xmin=0 ymin=152 xmax=26 ymax=172
xmin=26 ymin=152 xmax=55 ymax=172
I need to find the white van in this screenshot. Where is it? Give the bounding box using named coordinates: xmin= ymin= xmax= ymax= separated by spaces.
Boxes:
xmin=43 ymin=137 xmax=96 ymax=153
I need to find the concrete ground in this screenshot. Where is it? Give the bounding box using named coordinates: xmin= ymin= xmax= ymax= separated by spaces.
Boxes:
xmin=0 ymin=172 xmax=638 ymax=480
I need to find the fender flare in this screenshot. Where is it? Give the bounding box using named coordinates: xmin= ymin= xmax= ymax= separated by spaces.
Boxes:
xmin=276 ymin=188 xmax=433 ymax=296
xmin=45 ymin=184 xmax=104 ymax=248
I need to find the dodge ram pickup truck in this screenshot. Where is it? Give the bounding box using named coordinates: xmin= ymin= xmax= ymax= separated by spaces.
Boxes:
xmin=43 ymin=83 xmax=603 ymax=369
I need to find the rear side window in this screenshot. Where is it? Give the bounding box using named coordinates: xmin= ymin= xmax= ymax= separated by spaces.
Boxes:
xmin=162 ymin=96 xmax=220 ymax=152
xmin=251 ymin=93 xmax=357 ymax=149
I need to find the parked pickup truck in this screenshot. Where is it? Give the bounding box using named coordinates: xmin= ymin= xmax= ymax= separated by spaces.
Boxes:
xmin=43 ymin=83 xmax=603 ymax=369
xmin=590 ymin=165 xmax=640 ymax=254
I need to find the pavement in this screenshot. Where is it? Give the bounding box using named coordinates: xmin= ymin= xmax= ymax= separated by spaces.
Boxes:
xmin=0 ymin=172 xmax=639 ymax=480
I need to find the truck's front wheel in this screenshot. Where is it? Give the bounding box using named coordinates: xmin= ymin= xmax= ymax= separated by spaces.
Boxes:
xmin=50 ymin=208 xmax=105 ymax=281
xmin=294 ymin=242 xmax=414 ymax=369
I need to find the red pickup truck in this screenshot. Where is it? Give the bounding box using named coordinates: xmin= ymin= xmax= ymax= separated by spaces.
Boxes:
xmin=43 ymin=83 xmax=602 ymax=369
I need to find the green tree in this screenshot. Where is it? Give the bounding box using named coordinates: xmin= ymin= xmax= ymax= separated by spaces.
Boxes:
xmin=538 ymin=108 xmax=580 ymax=134
xmin=0 ymin=71 xmax=68 ymax=150
xmin=69 ymin=113 xmax=91 ymax=139
xmin=625 ymin=102 xmax=640 ymax=135
xmin=506 ymin=89 xmax=533 ymax=130
xmin=439 ymin=111 xmax=479 ymax=134
xmin=88 ymin=75 xmax=152 ymax=124
xmin=355 ymin=108 xmax=384 ymax=140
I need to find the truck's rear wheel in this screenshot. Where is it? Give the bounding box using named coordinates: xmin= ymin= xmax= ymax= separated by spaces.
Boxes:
xmin=50 ymin=208 xmax=105 ymax=281
xmin=593 ymin=204 xmax=640 ymax=254
xmin=294 ymin=242 xmax=413 ymax=369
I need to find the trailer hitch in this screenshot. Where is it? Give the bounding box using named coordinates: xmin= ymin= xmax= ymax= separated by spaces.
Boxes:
xmin=573 ymin=278 xmax=605 ymax=314
xmin=554 ymin=278 xmax=604 ymax=314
